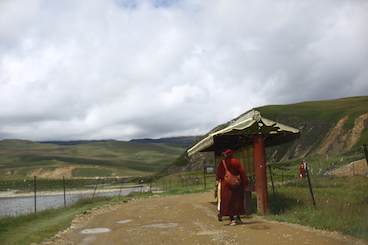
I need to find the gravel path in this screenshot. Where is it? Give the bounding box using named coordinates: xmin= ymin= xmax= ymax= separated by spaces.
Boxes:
xmin=38 ymin=192 xmax=366 ymax=245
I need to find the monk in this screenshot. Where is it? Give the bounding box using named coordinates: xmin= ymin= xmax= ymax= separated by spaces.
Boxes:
xmin=216 ymin=149 xmax=248 ymax=225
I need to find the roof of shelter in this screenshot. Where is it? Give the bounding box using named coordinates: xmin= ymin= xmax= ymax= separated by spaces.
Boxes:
xmin=187 ymin=109 xmax=300 ymax=156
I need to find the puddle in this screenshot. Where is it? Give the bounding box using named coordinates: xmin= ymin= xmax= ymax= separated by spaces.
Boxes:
xmin=250 ymin=224 xmax=271 ymax=230
xmin=142 ymin=223 xmax=179 ymax=228
xmin=81 ymin=236 xmax=97 ymax=245
xmin=117 ymin=219 xmax=133 ymax=224
xmin=80 ymin=228 xmax=111 ymax=234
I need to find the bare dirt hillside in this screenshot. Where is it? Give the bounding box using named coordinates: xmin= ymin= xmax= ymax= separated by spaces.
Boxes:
xmin=37 ymin=192 xmax=366 ymax=245
xmin=27 ymin=166 xmax=77 ymax=179
xmin=315 ymin=113 xmax=368 ymax=156
xmin=329 ymin=159 xmax=368 ymax=177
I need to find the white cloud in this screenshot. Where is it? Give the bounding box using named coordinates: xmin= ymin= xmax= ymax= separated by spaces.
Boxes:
xmin=0 ymin=0 xmax=367 ymax=141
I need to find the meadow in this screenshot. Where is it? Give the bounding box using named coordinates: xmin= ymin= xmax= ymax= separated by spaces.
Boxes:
xmin=265 ymin=151 xmax=368 ymax=241
xmin=267 ymin=175 xmax=367 ymax=241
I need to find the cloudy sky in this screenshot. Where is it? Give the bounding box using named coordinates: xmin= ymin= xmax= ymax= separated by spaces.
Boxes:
xmin=0 ymin=0 xmax=367 ymax=141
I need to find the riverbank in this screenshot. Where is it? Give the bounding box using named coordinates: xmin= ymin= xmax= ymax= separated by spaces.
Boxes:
xmin=0 ymin=183 xmax=149 ymax=198
xmin=0 ymin=189 xmax=122 ymax=198
xmin=0 ymin=186 xmax=149 ymax=219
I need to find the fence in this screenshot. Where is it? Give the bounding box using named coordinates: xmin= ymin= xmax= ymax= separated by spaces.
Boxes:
xmin=0 ymin=176 xmax=150 ymax=219
xmin=0 ymin=173 xmax=220 ymax=219
xmin=4 ymin=160 xmax=364 ymax=219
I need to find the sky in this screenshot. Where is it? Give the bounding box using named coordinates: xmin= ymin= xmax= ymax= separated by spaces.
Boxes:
xmin=0 ymin=0 xmax=367 ymax=141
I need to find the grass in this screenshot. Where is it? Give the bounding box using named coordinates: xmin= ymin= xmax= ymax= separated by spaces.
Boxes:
xmin=72 ymin=167 xmax=113 ymax=177
xmin=0 ymin=195 xmax=135 ymax=245
xmin=266 ymin=175 xmax=368 ymax=241
xmin=0 ymin=208 xmax=81 ymax=244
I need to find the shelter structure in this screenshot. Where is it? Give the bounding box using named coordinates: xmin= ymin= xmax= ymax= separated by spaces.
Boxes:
xmin=187 ymin=109 xmax=300 ymax=214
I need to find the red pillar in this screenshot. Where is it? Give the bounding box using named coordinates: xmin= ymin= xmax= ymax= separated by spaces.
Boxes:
xmin=253 ymin=134 xmax=268 ymax=214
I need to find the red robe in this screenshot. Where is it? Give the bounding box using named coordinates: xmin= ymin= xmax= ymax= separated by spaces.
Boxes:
xmin=216 ymin=156 xmax=248 ymax=216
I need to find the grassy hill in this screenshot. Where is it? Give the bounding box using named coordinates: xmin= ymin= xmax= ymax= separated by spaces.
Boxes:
xmin=167 ymin=96 xmax=368 ymax=173
xmin=0 ymin=139 xmax=192 ymax=179
xmin=260 ymin=96 xmax=368 ymax=161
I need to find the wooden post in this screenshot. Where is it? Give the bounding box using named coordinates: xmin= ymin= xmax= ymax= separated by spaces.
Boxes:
xmin=304 ymin=163 xmax=316 ymax=209
xmin=119 ymin=181 xmax=124 ymax=196
xmin=244 ymin=190 xmax=252 ymax=214
xmin=203 ymin=166 xmax=207 ymax=189
xmin=34 ymin=176 xmax=37 ymax=215
xmin=253 ymin=134 xmax=268 ymax=214
xmin=63 ymin=176 xmax=66 ymax=208
xmin=92 ymin=178 xmax=99 ymax=198
xmin=244 ymin=183 xmax=255 ymax=214
xmin=268 ymin=165 xmax=275 ymax=197
xmin=363 ymin=144 xmax=368 ymax=165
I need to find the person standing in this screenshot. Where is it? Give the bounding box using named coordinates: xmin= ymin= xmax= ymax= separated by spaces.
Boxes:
xmin=216 ymin=149 xmax=248 ymax=225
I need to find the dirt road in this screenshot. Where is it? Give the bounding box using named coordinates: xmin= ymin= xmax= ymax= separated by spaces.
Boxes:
xmin=39 ymin=192 xmax=365 ymax=245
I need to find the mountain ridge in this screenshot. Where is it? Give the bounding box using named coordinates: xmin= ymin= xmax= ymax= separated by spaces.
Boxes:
xmin=36 ymin=136 xmax=201 ymax=146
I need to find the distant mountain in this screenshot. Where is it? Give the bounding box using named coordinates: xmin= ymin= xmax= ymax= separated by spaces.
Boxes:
xmin=165 ymin=96 xmax=368 ymax=174
xmin=37 ymin=136 xmax=201 ymax=147
xmin=39 ymin=140 xmax=115 ymax=145
xmin=130 ymin=136 xmax=201 ymax=146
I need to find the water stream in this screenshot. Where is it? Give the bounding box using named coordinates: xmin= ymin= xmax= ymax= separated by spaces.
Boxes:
xmin=0 ymin=187 xmax=148 ymax=218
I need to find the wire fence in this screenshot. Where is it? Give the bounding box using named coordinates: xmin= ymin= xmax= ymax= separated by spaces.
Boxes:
xmin=0 ymin=176 xmax=150 ymax=219
xmin=0 ymin=173 xmax=219 ymax=219
xmin=2 ymin=160 xmax=365 ymax=219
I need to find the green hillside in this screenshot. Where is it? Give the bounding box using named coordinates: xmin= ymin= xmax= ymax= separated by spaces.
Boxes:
xmin=0 ymin=139 xmax=189 ymax=179
xmin=168 ymin=96 xmax=368 ymax=173
xmin=259 ymin=96 xmax=368 ymax=161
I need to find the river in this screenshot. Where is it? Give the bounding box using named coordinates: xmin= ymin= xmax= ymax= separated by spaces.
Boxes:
xmin=0 ymin=187 xmax=149 ymax=218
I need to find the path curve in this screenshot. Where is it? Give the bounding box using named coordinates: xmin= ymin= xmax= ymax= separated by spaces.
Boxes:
xmin=38 ymin=192 xmax=366 ymax=245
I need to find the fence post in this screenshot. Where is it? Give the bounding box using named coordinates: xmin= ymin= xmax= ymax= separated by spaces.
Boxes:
xmin=268 ymin=165 xmax=275 ymax=197
xmin=92 ymin=178 xmax=99 ymax=198
xmin=203 ymin=166 xmax=206 ymax=189
xmin=63 ymin=176 xmax=66 ymax=208
xmin=34 ymin=176 xmax=37 ymax=215
xmin=119 ymin=181 xmax=124 ymax=196
xmin=363 ymin=144 xmax=368 ymax=165
xmin=305 ymin=163 xmax=316 ymax=209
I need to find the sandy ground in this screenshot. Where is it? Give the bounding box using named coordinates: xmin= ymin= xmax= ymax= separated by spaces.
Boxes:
xmin=37 ymin=192 xmax=366 ymax=245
